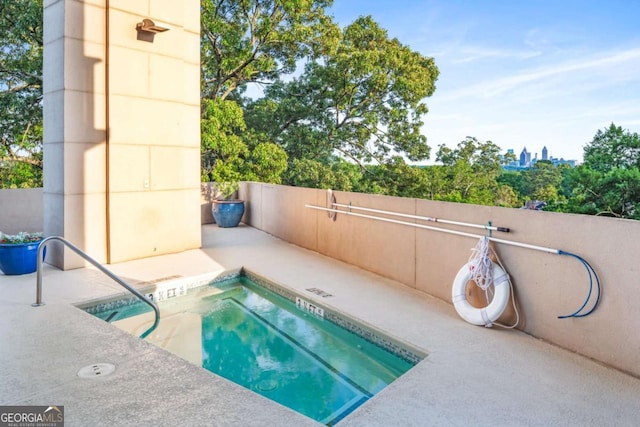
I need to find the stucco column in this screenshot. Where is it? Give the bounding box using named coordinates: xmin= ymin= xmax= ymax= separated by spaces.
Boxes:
xmin=43 ymin=0 xmax=201 ymax=269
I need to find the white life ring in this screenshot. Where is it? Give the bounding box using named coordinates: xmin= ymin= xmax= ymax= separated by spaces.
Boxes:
xmin=451 ymin=261 xmax=510 ymax=327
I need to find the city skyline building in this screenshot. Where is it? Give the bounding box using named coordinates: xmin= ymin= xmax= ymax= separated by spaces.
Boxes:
xmin=505 ymin=146 xmax=577 ymax=170
xmin=519 ymin=147 xmax=532 ymax=167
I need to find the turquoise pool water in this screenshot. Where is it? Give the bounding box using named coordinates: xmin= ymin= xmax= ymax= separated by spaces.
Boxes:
xmin=90 ymin=277 xmax=417 ymax=425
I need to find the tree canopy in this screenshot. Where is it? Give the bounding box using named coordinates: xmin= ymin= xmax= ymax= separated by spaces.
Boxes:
xmin=200 ymin=0 xmax=339 ymax=100
xmin=245 ymin=16 xmax=438 ymax=168
xmin=0 ymin=0 xmax=43 ymax=187
xmin=431 ymin=137 xmax=512 ymax=205
xmin=201 ymin=4 xmax=439 ymax=190
xmin=583 ymin=123 xmax=640 ymax=172
xmin=564 ymin=124 xmax=640 ymax=218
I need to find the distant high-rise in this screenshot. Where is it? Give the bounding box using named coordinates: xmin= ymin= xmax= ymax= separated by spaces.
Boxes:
xmin=519 ymin=147 xmax=531 ymax=167
xmin=542 ymin=146 xmax=548 ymax=161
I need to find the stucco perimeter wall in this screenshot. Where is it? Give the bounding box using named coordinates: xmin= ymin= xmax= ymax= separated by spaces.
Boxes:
xmin=0 ymin=189 xmax=44 ymax=234
xmin=242 ymin=182 xmax=640 ymax=378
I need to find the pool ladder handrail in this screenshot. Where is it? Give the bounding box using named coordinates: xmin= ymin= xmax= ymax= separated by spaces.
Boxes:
xmin=32 ymin=236 xmax=160 ymax=339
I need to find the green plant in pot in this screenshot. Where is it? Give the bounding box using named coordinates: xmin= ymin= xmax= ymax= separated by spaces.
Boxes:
xmin=211 ymin=182 xmax=245 ymax=227
xmin=0 ymin=231 xmax=45 ymax=275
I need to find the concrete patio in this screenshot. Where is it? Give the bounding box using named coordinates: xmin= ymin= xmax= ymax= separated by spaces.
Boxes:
xmin=1 ymin=224 xmax=639 ymax=426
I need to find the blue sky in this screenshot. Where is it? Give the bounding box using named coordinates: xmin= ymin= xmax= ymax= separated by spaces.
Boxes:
xmin=329 ymin=0 xmax=640 ymax=163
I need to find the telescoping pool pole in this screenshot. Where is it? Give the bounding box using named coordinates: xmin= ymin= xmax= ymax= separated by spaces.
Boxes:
xmin=331 ymin=202 xmax=511 ymax=233
xmin=305 ymin=202 xmax=601 ymax=319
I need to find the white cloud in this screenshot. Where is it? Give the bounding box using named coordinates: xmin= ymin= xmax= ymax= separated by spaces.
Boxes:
xmin=452 ymin=46 xmax=541 ymax=64
xmin=442 ymin=47 xmax=640 ymax=101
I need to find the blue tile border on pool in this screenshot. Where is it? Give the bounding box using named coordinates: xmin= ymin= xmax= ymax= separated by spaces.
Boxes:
xmin=243 ymin=270 xmax=426 ymax=366
xmin=81 ymin=271 xmax=240 ymax=315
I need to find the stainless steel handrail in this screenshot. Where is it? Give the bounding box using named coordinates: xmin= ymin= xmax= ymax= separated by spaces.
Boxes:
xmin=32 ymin=236 xmax=160 ymax=339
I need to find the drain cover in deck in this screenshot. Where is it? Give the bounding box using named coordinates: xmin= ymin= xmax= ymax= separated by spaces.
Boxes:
xmin=77 ymin=363 xmax=116 ymax=378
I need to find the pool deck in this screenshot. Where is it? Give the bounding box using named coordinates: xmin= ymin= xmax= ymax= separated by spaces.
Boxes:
xmin=1 ymin=224 xmax=639 ymax=426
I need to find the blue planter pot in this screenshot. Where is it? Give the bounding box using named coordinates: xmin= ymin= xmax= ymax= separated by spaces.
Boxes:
xmin=212 ymin=200 xmax=245 ymax=228
xmin=0 ymin=241 xmax=45 ymax=275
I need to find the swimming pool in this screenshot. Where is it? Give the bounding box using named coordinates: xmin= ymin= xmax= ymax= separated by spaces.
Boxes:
xmin=87 ymin=275 xmax=423 ymax=425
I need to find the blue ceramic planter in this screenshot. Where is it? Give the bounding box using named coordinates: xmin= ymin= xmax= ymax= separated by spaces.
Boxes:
xmin=212 ymin=200 xmax=245 ymax=228
xmin=0 ymin=241 xmax=44 ymax=275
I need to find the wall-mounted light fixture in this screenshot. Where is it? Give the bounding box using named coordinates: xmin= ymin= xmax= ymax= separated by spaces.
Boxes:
xmin=135 ymin=19 xmax=170 ymax=43
xmin=136 ymin=19 xmax=170 ymax=33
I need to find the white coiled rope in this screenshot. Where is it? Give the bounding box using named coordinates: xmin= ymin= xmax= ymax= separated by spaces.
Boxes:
xmin=468 ymin=236 xmax=495 ymax=294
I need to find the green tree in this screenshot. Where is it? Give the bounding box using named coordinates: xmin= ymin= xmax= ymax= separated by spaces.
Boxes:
xmin=500 ymin=149 xmax=517 ymax=166
xmin=366 ymin=157 xmax=429 ymax=198
xmin=583 ymin=123 xmax=640 ymax=172
xmin=201 ymin=98 xmax=287 ymax=184
xmin=200 ymin=0 xmax=338 ymax=184
xmin=200 ymin=0 xmax=339 ymax=100
xmin=497 ymin=170 xmax=526 ymax=200
xmin=0 ymin=0 xmax=43 ymax=188
xmin=566 ymin=124 xmax=640 ymax=218
xmin=422 ymin=165 xmax=449 ymax=201
xmin=566 ymin=165 xmax=640 ymax=218
xmin=244 ymin=15 xmax=439 ymax=184
xmin=0 ymin=159 xmax=42 ymax=188
xmin=201 ymin=99 xmax=248 ymax=183
xmin=493 ymin=184 xmax=520 ymax=208
xmin=244 ymin=141 xmax=288 ymax=183
xmin=285 ymin=158 xmax=358 ymax=191
xmin=434 ymin=137 xmax=516 ymax=205
xmin=523 ymin=160 xmax=564 ymax=205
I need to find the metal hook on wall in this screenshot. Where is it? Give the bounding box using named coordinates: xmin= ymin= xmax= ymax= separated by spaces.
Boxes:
xmin=326 ymin=189 xmax=337 ymax=221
